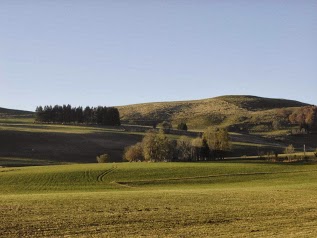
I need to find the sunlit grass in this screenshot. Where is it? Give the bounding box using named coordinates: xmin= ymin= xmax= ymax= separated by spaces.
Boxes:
xmin=0 ymin=117 xmax=34 ymax=124
xmin=0 ymin=157 xmax=62 ymax=167
xmin=0 ymin=122 xmax=128 ymax=134
xmin=1 ymin=162 xmax=317 ymax=237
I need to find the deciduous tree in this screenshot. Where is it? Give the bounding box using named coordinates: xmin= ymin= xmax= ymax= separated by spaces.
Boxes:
xmin=177 ymin=136 xmax=192 ymax=161
xmin=142 ymin=130 xmax=174 ymax=162
xmin=203 ymin=127 xmax=231 ymax=159
xmin=124 ymin=142 xmax=144 ymax=162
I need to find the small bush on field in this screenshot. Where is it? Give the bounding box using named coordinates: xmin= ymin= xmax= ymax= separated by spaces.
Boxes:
xmin=161 ymin=121 xmax=172 ymax=133
xmin=124 ymin=142 xmax=144 ymax=162
xmin=177 ymin=122 xmax=188 ymax=131
xmin=265 ymin=151 xmax=279 ymax=162
xmin=272 ymin=120 xmax=282 ymax=130
xmin=284 ymin=144 xmax=295 ymax=162
xmin=314 ymin=149 xmax=317 ymax=158
xmin=265 ymin=151 xmax=273 ymax=161
xmin=96 ymin=154 xmax=110 ymax=163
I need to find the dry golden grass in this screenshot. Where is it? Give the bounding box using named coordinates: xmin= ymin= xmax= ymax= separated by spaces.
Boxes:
xmin=118 ymin=95 xmax=308 ymax=130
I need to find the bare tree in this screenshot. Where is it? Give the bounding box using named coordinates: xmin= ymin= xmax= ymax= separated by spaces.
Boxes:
xmin=177 ymin=136 xmax=192 ymax=161
xmin=284 ymin=144 xmax=295 ymax=161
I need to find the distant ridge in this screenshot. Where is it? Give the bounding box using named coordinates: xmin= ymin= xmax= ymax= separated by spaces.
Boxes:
xmin=0 ymin=107 xmax=34 ymax=117
xmin=0 ymin=95 xmax=311 ymax=131
xmin=214 ymin=95 xmax=308 ymax=111
xmin=118 ymin=95 xmax=310 ymax=130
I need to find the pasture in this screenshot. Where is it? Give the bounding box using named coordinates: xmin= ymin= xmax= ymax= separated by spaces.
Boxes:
xmin=1 ymin=162 xmax=317 ymax=237
xmin=0 ymin=116 xmax=300 ymax=166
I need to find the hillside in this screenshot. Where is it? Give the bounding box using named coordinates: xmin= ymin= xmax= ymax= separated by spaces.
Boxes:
xmin=0 ymin=107 xmax=34 ymax=118
xmin=0 ymin=95 xmax=314 ymax=166
xmin=118 ymin=95 xmax=310 ymax=131
xmin=0 ymin=126 xmax=143 ymax=166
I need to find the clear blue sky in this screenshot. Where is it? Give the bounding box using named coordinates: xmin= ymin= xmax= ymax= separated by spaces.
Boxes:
xmin=1 ymin=1 xmax=316 ymax=111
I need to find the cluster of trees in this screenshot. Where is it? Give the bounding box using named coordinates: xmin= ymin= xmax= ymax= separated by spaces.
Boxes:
xmin=265 ymin=144 xmax=316 ymax=163
xmin=158 ymin=121 xmax=188 ymax=132
xmin=35 ymin=105 xmax=121 ymax=126
xmin=161 ymin=121 xmax=173 ymax=132
xmin=288 ymin=106 xmax=317 ymax=132
xmin=124 ymin=127 xmax=231 ymax=162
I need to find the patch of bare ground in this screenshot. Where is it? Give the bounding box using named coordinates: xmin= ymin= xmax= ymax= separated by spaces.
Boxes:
xmin=0 ymin=130 xmax=142 ymax=164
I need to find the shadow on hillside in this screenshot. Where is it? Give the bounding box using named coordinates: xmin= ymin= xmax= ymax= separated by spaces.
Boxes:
xmin=0 ymin=130 xmax=143 ymax=166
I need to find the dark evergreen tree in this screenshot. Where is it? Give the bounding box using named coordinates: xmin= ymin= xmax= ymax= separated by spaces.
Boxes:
xmin=102 ymin=107 xmax=109 ymax=125
xmin=177 ymin=122 xmax=188 ymax=131
xmin=106 ymin=107 xmax=121 ymax=126
xmin=96 ymin=106 xmax=103 ymax=124
xmin=35 ymin=106 xmax=44 ymax=122
xmin=35 ymin=104 xmax=120 ymax=125
xmin=53 ymin=105 xmax=63 ymax=123
xmin=83 ymin=106 xmax=92 ymax=124
xmin=75 ymin=106 xmax=84 ymax=123
xmin=201 ymin=139 xmax=210 ymax=160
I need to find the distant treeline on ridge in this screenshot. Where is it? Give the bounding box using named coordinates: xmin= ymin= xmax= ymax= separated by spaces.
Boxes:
xmin=35 ymin=105 xmax=120 ymax=126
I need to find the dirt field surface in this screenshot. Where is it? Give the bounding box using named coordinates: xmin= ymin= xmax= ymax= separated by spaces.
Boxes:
xmin=0 ymin=130 xmax=142 ymax=164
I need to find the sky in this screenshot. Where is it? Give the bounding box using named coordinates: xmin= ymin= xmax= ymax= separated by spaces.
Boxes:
xmin=1 ymin=1 xmax=316 ymax=111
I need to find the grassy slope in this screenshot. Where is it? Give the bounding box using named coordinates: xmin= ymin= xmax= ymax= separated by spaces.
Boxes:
xmin=118 ymin=95 xmax=309 ymax=130
xmin=0 ymin=107 xmax=34 ymax=118
xmin=1 ymin=162 xmax=317 ymax=237
xmin=0 ymin=113 xmax=144 ymax=165
xmin=0 ymin=96 xmax=314 ymax=166
xmin=0 ymin=115 xmax=314 ymax=166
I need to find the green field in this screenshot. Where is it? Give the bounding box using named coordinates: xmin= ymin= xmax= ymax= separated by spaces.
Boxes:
xmin=1 ymin=103 xmax=317 ymax=237
xmin=2 ymin=162 xmax=317 ymax=237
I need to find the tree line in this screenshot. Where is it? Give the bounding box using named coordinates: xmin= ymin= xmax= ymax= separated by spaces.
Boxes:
xmin=35 ymin=105 xmax=121 ymax=126
xmin=288 ymin=106 xmax=317 ymax=132
xmin=124 ymin=127 xmax=231 ymax=162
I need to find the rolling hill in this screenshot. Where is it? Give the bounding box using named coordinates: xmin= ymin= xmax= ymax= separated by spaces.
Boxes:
xmin=118 ymin=95 xmax=310 ymax=131
xmin=0 ymin=107 xmax=34 ymax=118
xmin=0 ymin=95 xmax=314 ymax=166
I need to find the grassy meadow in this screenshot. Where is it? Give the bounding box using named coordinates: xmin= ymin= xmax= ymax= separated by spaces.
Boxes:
xmin=2 ymin=162 xmax=317 ymax=237
xmin=118 ymin=95 xmax=308 ymax=130
xmin=0 ymin=113 xmax=291 ymax=166
xmin=1 ymin=102 xmax=317 ymax=237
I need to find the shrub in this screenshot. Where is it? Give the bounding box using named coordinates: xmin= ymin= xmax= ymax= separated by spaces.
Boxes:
xmin=177 ymin=122 xmax=188 ymax=131
xmin=96 ymin=154 xmax=110 ymax=163
xmin=265 ymin=151 xmax=275 ymax=161
xmin=161 ymin=121 xmax=172 ymax=133
xmin=142 ymin=130 xmax=174 ymax=162
xmin=284 ymin=144 xmax=295 ymax=162
xmin=124 ymin=142 xmax=144 ymax=162
xmin=272 ymin=120 xmax=282 ymax=130
xmin=314 ymin=149 xmax=317 ymax=158
xmin=284 ymin=144 xmax=295 ymax=154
